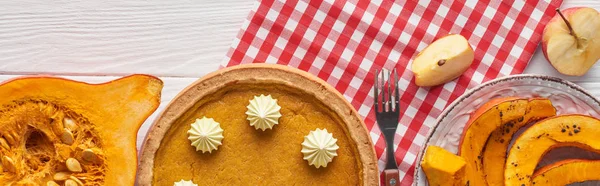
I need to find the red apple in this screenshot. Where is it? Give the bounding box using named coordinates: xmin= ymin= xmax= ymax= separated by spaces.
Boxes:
xmin=542 ymin=7 xmax=600 ymax=76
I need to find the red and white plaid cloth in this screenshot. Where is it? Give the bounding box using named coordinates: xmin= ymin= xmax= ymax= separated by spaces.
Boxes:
xmin=222 ymin=0 xmax=562 ymax=184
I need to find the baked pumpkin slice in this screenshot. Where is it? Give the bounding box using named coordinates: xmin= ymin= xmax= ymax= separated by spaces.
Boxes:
xmin=458 ymin=98 xmax=554 ymax=186
xmin=482 ymin=98 xmax=555 ymax=185
xmin=532 ymin=159 xmax=600 ymax=185
xmin=421 ymin=146 xmax=466 ymax=186
xmin=505 ymin=115 xmax=600 ymax=186
xmin=0 ymin=75 xmax=162 ymax=185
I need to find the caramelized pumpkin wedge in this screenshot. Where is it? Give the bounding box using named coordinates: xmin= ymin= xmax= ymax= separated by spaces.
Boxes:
xmin=421 ymin=146 xmax=466 ymax=186
xmin=0 ymin=75 xmax=162 ymax=185
xmin=505 ymin=115 xmax=600 ymax=186
xmin=532 ymin=159 xmax=600 ymax=185
xmin=458 ymin=98 xmax=552 ymax=186
xmin=482 ymin=98 xmax=555 ymax=185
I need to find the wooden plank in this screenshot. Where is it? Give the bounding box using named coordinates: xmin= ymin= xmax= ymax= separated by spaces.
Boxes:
xmin=0 ymin=0 xmax=598 ymax=78
xmin=0 ymin=75 xmax=197 ymax=150
xmin=0 ymin=0 xmax=255 ymax=77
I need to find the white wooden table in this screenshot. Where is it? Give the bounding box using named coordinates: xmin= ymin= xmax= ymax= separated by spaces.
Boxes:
xmin=0 ymin=0 xmax=598 ymax=149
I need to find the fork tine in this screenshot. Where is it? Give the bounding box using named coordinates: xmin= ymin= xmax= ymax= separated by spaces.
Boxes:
xmin=394 ymin=69 xmax=400 ymax=113
xmin=389 ymin=69 xmax=395 ymax=112
xmin=380 ymin=70 xmax=386 ymax=112
xmin=387 ymin=70 xmax=392 ymax=112
xmin=373 ymin=69 xmax=379 ymax=112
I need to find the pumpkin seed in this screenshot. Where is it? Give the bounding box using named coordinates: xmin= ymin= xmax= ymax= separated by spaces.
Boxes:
xmin=43 ymin=105 xmax=56 ymax=116
xmin=64 ymin=179 xmax=78 ymax=186
xmin=37 ymin=102 xmax=45 ymax=109
xmin=50 ymin=110 xmax=62 ymax=120
xmin=53 ymin=172 xmax=70 ymax=181
xmin=63 ymin=118 xmax=78 ymax=131
xmin=10 ymin=131 xmax=18 ymax=139
xmin=61 ymin=130 xmax=74 ymax=145
xmin=43 ymin=107 xmax=57 ymax=120
xmin=66 ymin=158 xmax=82 ymax=172
xmin=46 ymin=181 xmax=60 ymax=186
xmin=3 ymin=133 xmax=15 ymax=145
xmin=2 ymin=156 xmax=15 ymax=173
xmin=81 ymin=149 xmax=96 ymax=162
xmin=0 ymin=138 xmax=9 ymax=149
xmin=50 ymin=118 xmax=63 ymax=135
xmin=69 ymin=176 xmax=84 ymax=185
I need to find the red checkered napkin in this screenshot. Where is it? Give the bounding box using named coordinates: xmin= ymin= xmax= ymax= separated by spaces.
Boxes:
xmin=222 ymin=0 xmax=562 ymax=184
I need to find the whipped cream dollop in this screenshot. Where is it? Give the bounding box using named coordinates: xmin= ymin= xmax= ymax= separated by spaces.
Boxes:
xmin=301 ymin=128 xmax=339 ymax=168
xmin=245 ymin=94 xmax=282 ymax=131
xmin=187 ymin=117 xmax=224 ymax=153
xmin=173 ymin=179 xmax=198 ymax=186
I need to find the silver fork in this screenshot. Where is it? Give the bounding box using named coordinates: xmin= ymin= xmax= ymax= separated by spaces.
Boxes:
xmin=374 ymin=69 xmax=400 ymax=186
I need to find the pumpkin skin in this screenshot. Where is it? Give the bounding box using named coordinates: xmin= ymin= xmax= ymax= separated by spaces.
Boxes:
xmin=458 ymin=98 xmax=553 ymax=186
xmin=532 ymin=159 xmax=600 ymax=185
xmin=0 ymin=75 xmax=162 ymax=185
xmin=505 ymin=115 xmax=600 ymax=186
xmin=421 ymin=146 xmax=466 ymax=186
xmin=482 ymin=98 xmax=555 ymax=185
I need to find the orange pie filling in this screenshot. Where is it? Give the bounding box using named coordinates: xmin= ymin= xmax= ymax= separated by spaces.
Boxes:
xmin=152 ymin=83 xmax=364 ymax=185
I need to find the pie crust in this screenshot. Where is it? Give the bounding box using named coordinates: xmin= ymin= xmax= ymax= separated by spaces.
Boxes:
xmin=137 ymin=64 xmax=378 ymax=185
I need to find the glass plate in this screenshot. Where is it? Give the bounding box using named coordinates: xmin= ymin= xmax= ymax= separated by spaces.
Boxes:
xmin=413 ymin=74 xmax=600 ymax=186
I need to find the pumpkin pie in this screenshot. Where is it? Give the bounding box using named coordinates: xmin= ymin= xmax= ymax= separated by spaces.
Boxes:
xmin=137 ymin=64 xmax=378 ymax=185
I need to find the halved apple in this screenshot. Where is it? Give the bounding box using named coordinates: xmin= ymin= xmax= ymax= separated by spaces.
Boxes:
xmin=411 ymin=34 xmax=474 ymax=87
xmin=542 ymin=8 xmax=600 ymax=76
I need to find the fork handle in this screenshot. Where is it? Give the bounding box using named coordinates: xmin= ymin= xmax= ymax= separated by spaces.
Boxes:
xmin=384 ymin=169 xmax=399 ymax=186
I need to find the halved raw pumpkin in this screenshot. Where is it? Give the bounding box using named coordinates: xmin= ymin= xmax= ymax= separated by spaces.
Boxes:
xmin=458 ymin=98 xmax=553 ymax=186
xmin=532 ymin=159 xmax=600 ymax=185
xmin=421 ymin=146 xmax=466 ymax=186
xmin=482 ymin=98 xmax=555 ymax=185
xmin=505 ymin=115 xmax=600 ymax=186
xmin=0 ymin=75 xmax=162 ymax=185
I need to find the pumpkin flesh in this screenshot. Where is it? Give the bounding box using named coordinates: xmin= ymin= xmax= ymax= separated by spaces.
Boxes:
xmin=532 ymin=159 xmax=600 ymax=185
xmin=459 ymin=98 xmax=529 ymax=186
xmin=482 ymin=98 xmax=555 ymax=185
xmin=459 ymin=98 xmax=555 ymax=186
xmin=421 ymin=146 xmax=466 ymax=186
xmin=0 ymin=75 xmax=162 ymax=185
xmin=505 ymin=115 xmax=600 ymax=186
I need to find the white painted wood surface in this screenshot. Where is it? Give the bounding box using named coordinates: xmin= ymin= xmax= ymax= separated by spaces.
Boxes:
xmin=0 ymin=0 xmax=598 ymax=149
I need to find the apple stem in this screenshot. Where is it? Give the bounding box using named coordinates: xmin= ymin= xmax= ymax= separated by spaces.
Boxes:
xmin=556 ymin=8 xmax=582 ymax=49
